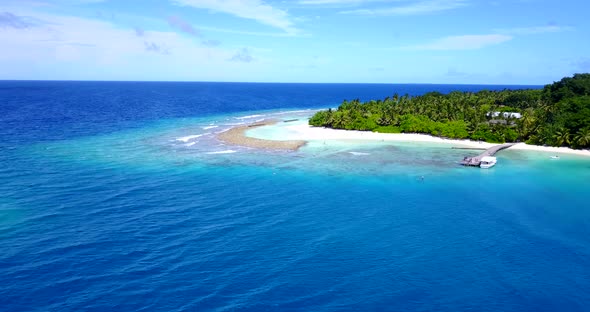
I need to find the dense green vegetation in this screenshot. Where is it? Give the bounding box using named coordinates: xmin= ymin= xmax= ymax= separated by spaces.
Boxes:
xmin=309 ymin=74 xmax=590 ymax=149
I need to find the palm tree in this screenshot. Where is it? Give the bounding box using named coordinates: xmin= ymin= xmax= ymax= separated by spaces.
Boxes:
xmin=540 ymin=102 xmax=555 ymax=123
xmin=519 ymin=110 xmax=537 ymax=138
xmin=574 ymin=128 xmax=590 ymax=147
xmin=332 ymin=112 xmax=344 ymax=128
xmin=553 ymin=129 xmax=571 ymax=147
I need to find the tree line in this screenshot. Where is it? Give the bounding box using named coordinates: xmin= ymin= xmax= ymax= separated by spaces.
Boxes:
xmin=309 ymin=74 xmax=590 ymax=149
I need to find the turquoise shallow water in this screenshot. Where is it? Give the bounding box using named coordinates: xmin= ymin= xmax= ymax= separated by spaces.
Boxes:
xmin=1 ymin=81 xmax=589 ymax=311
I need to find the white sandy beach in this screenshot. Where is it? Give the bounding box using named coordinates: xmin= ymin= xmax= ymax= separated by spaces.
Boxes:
xmin=238 ymin=119 xmax=590 ymax=157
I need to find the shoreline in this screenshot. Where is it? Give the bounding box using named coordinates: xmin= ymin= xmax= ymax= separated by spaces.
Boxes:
xmin=218 ymin=119 xmax=590 ymax=157
xmin=296 ymin=125 xmax=590 ymax=157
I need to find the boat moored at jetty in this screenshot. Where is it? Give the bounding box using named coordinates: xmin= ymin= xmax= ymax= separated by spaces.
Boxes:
xmin=480 ymin=156 xmax=497 ymax=169
xmin=460 ymin=143 xmax=514 ymax=168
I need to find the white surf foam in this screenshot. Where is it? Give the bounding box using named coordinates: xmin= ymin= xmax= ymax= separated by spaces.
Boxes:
xmin=202 ymin=125 xmax=218 ymax=130
xmin=185 ymin=142 xmax=197 ymax=147
xmin=236 ymin=114 xmax=264 ymax=120
xmin=349 ymin=152 xmax=370 ymax=156
xmin=274 ymin=109 xmax=314 ymax=115
xmin=176 ymin=134 xmax=207 ymax=142
xmin=206 ymin=150 xmax=237 ymax=154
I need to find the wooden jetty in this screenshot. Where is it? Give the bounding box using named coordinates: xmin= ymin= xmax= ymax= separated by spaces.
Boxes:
xmin=460 ymin=143 xmax=516 ymax=167
xmin=452 ymin=147 xmax=487 ymax=150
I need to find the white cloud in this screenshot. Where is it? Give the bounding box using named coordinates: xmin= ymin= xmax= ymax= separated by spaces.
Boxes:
xmin=0 ymin=11 xmax=47 ymax=28
xmin=298 ymin=0 xmax=391 ymax=4
xmin=494 ymin=25 xmax=574 ymax=35
xmin=230 ymin=48 xmax=254 ymax=63
xmin=0 ymin=12 xmax=35 ymax=28
xmin=340 ymin=0 xmax=467 ymax=15
xmin=0 ymin=10 xmax=262 ymax=80
xmin=171 ymin=0 xmax=297 ymax=34
xmin=197 ymin=25 xmax=300 ymax=37
xmin=403 ymin=34 xmax=512 ymax=50
xmin=166 ymin=15 xmax=201 ymax=36
xmin=65 ymin=0 xmax=107 ymax=3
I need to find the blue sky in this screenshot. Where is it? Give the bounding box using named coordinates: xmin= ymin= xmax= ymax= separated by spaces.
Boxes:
xmin=1 ymin=0 xmax=589 ymax=84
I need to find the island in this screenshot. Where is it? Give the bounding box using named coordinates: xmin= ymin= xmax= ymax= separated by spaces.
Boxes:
xmin=309 ymin=74 xmax=590 ymax=150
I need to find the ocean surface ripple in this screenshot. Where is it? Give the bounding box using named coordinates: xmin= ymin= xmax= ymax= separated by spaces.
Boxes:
xmin=1 ymin=81 xmax=589 ymax=311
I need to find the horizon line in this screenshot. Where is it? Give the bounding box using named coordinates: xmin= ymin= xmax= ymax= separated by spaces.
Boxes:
xmin=0 ymin=79 xmax=545 ymax=87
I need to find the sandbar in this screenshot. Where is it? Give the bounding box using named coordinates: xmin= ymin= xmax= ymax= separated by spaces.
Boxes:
xmin=217 ymin=119 xmax=306 ymax=151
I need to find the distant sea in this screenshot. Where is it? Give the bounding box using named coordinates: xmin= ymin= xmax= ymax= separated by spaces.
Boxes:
xmin=1 ymin=81 xmax=589 ymax=312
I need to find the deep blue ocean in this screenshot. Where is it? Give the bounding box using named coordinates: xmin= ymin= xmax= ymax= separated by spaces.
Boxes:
xmin=1 ymin=81 xmax=590 ymax=311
